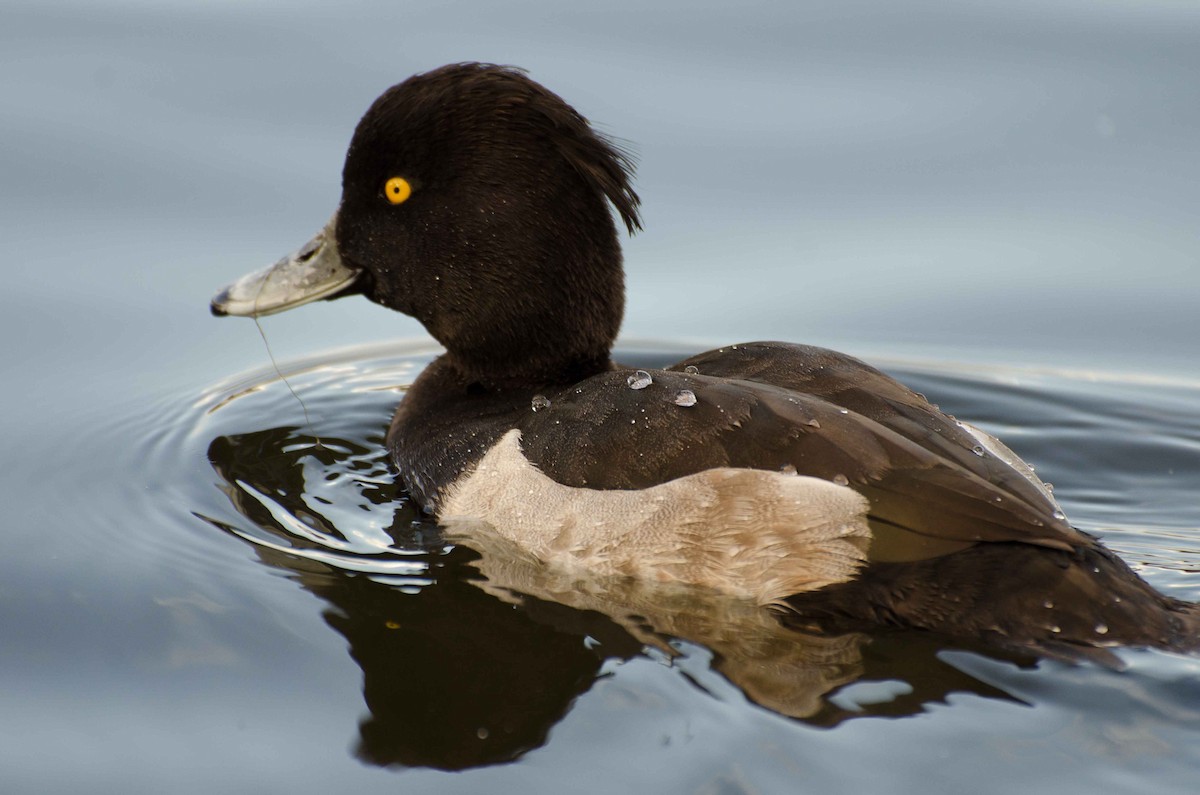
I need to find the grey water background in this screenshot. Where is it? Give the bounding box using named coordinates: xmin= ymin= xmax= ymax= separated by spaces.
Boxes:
xmin=3 ymin=1 xmax=1200 ymax=793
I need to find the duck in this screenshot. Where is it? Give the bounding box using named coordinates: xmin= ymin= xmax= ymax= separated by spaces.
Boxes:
xmin=212 ymin=62 xmax=1198 ymax=658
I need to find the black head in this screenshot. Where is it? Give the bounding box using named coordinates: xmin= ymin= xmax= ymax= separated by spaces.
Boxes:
xmin=336 ymin=63 xmax=641 ymax=387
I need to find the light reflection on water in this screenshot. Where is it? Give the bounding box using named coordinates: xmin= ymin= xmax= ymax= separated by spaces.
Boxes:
xmin=121 ymin=342 xmax=1199 ymax=786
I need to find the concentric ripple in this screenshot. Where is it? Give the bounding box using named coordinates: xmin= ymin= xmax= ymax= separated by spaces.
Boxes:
xmin=143 ymin=340 xmax=1200 ymax=600
xmin=97 ymin=338 xmax=1200 ymax=761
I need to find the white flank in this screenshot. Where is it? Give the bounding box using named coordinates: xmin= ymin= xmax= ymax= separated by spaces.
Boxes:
xmin=440 ymin=429 xmax=871 ymax=606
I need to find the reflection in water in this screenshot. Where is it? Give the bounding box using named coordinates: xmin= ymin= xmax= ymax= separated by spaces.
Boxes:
xmin=205 ymin=427 xmax=623 ymax=769
xmin=288 ymin=545 xmax=618 ymax=770
xmin=202 ymin=420 xmax=1035 ymax=770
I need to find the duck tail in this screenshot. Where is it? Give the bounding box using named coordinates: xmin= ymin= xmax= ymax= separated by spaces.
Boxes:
xmin=1047 ymin=541 xmax=1200 ymax=653
xmin=783 ymin=535 xmax=1200 ymax=658
xmin=1165 ymin=598 xmax=1200 ymax=651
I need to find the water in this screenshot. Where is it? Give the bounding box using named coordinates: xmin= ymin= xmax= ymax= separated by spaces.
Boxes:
xmin=628 ymin=370 xmax=655 ymax=390
xmin=32 ymin=341 xmax=1200 ymax=793
xmin=674 ymin=389 xmax=698 ymax=407
xmin=4 ymin=1 xmax=1200 ymax=793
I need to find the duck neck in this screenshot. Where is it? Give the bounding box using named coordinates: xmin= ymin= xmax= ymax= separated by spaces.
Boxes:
xmin=443 ymin=348 xmax=617 ymax=393
xmin=431 ymin=226 xmax=627 ymax=391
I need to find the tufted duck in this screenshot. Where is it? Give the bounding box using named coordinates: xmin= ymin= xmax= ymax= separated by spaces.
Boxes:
xmin=213 ymin=63 xmax=1198 ymax=657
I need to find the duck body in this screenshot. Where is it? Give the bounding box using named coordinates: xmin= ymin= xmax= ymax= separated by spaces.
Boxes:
xmin=212 ymin=63 xmax=1198 ymax=657
xmin=391 ymin=341 xmax=1198 ymax=655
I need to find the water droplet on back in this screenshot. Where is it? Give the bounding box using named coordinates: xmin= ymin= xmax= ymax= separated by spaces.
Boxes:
xmin=832 ymin=474 xmax=849 ymax=486
xmin=806 ymin=418 xmax=821 ymax=429
xmin=1094 ymin=623 xmax=1109 ymax=635
xmin=530 ymin=394 xmax=551 ymax=412
xmin=673 ymin=389 xmax=697 ymax=407
xmin=1052 ymin=509 xmax=1067 ymax=522
xmin=683 ymin=365 xmax=699 ymax=375
xmin=971 ymin=445 xmax=986 ymax=456
xmin=627 ymin=370 xmax=652 ymax=390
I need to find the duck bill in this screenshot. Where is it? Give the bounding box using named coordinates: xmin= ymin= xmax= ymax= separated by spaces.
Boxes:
xmin=211 ymin=212 xmax=360 ymax=317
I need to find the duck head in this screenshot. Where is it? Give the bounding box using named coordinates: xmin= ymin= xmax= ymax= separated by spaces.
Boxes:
xmin=213 ymin=63 xmax=642 ymax=387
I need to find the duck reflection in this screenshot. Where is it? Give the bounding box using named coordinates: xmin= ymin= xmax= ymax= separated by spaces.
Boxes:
xmin=205 ymin=426 xmax=1030 ymax=770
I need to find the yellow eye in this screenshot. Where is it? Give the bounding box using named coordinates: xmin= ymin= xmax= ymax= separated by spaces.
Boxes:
xmin=384 ymin=176 xmax=412 ymax=205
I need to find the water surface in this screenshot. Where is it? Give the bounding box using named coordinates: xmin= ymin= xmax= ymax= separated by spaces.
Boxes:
xmin=3 ymin=1 xmax=1199 ymax=793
